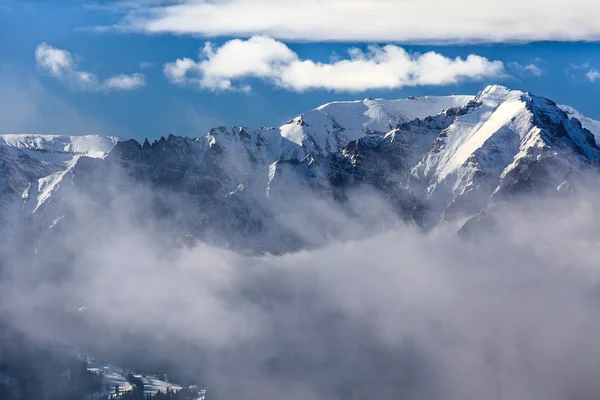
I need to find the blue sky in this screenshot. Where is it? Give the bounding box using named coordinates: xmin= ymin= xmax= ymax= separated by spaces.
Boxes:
xmin=1 ymin=0 xmax=600 ymax=141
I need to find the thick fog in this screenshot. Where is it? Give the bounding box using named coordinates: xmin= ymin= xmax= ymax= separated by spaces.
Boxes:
xmin=2 ymin=171 xmax=600 ymax=400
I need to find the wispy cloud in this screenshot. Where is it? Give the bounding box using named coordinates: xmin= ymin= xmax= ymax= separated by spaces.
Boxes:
xmin=164 ymin=36 xmax=506 ymax=92
xmin=524 ymin=64 xmax=543 ymax=77
xmin=105 ymin=0 xmax=600 ymax=43
xmin=35 ymin=43 xmax=146 ymax=92
xmin=565 ymin=62 xmax=600 ymax=82
xmin=586 ymin=69 xmax=600 ymax=83
xmin=508 ymin=62 xmax=544 ymax=77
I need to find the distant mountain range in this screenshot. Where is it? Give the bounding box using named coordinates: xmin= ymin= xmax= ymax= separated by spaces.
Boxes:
xmin=2 ymin=85 xmax=599 ymax=252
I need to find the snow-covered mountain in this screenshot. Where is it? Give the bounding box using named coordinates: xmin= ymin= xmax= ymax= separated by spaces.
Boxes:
xmin=2 ymin=86 xmax=599 ymax=251
xmin=0 ymin=135 xmax=119 ymax=223
xmin=407 ymin=85 xmax=600 ymax=222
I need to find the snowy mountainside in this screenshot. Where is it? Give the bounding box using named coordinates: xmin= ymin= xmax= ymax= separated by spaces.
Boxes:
xmin=0 ymin=135 xmax=120 ymax=218
xmin=4 ymin=86 xmax=600 ymax=251
xmin=407 ymin=85 xmax=563 ymax=218
xmin=0 ymin=327 xmax=205 ymax=400
xmin=19 ymin=95 xmax=470 ymax=236
xmin=410 ymin=85 xmax=600 ymax=222
xmin=326 ymin=85 xmax=600 ymax=228
xmin=279 ymin=95 xmax=474 ymax=157
xmin=559 ymin=105 xmax=600 ymax=140
xmin=0 ymin=134 xmax=119 ymax=160
xmin=86 ymin=360 xmax=187 ymax=398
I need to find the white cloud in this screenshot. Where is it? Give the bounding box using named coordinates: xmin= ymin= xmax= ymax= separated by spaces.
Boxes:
xmin=586 ymin=69 xmax=600 ymax=82
xmin=35 ymin=43 xmax=74 ymax=78
xmin=164 ymin=36 xmax=506 ymax=92
xmin=104 ymin=73 xmax=146 ymax=90
xmin=565 ymin=63 xmax=600 ymax=82
xmin=570 ymin=62 xmax=592 ymax=70
xmin=35 ymin=43 xmax=146 ymax=92
xmin=113 ymin=0 xmax=600 ymax=43
xmin=565 ymin=62 xmax=591 ymax=79
xmin=165 ymin=38 xmax=297 ymax=91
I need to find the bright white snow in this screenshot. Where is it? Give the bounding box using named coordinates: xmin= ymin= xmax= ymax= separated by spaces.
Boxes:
xmin=0 ymin=135 xmax=120 ymax=160
xmin=280 ymin=95 xmax=474 ymax=155
xmin=434 ymin=87 xmax=526 ymax=181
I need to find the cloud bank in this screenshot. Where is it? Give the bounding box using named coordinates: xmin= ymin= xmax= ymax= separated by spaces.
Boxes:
xmin=113 ymin=0 xmax=600 ymax=43
xmin=164 ymin=36 xmax=506 ymax=92
xmin=35 ymin=43 xmax=145 ymax=92
xmin=2 ymin=167 xmax=600 ymax=399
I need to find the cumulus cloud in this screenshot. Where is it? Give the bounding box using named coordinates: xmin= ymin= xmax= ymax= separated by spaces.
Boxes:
xmin=164 ymin=36 xmax=506 ymax=92
xmin=111 ymin=0 xmax=600 ymax=43
xmin=35 ymin=43 xmax=146 ymax=92
xmin=34 ymin=43 xmax=75 ymax=78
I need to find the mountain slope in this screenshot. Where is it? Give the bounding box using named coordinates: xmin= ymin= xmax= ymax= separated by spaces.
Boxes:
xmin=0 ymin=135 xmax=119 ymax=159
xmin=559 ymin=105 xmax=600 ymax=140
xmin=3 ymin=86 xmax=600 ymax=252
xmin=322 ymin=85 xmax=600 ymax=229
xmin=0 ymin=135 xmax=120 ymax=224
xmin=406 ymin=85 xmax=600 ymax=222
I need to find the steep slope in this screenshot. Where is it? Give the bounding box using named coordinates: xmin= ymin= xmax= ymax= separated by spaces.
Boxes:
xmin=0 ymin=135 xmax=120 ymax=224
xmin=559 ymin=105 xmax=600 ymax=141
xmin=328 ymin=85 xmax=600 ymax=229
xmin=0 ymin=135 xmax=119 ymax=159
xmin=405 ymin=86 xmax=600 ymax=223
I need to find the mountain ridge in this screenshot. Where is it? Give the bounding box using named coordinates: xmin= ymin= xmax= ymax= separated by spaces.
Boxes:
xmin=2 ymin=85 xmax=599 ymax=252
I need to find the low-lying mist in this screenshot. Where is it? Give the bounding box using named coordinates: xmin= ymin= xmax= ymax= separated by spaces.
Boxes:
xmin=2 ymin=171 xmax=600 ymax=400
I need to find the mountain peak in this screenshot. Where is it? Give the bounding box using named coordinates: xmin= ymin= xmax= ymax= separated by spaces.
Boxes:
xmin=479 ymin=84 xmax=513 ymax=95
xmin=475 ymin=85 xmax=524 ymax=105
